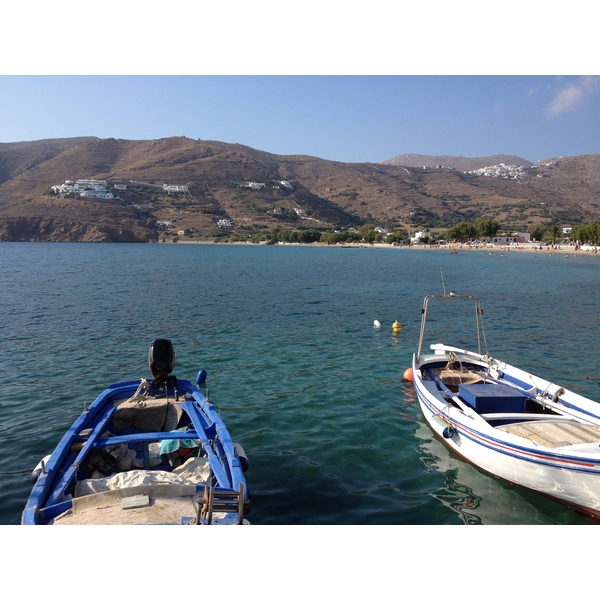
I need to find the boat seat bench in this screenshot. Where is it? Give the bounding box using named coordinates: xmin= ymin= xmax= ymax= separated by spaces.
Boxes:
xmin=91 ymin=430 xmax=200 ymax=449
xmin=496 ymin=420 xmax=600 ymax=447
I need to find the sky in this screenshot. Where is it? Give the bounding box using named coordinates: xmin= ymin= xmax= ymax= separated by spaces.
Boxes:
xmin=1 ymin=75 xmax=599 ymax=164
xmin=1 ymin=3 xmax=598 ymax=165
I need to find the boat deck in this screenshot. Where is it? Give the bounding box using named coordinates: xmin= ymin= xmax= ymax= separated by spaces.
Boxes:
xmin=497 ymin=420 xmax=600 ymax=448
xmin=53 ymin=494 xmax=199 ymax=525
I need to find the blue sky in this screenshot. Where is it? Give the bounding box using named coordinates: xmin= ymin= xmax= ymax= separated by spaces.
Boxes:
xmin=2 ymin=4 xmax=597 ymax=164
xmin=2 ymin=75 xmax=598 ymax=163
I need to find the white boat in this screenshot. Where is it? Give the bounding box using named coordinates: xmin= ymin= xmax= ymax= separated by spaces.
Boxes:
xmin=412 ymin=293 xmax=600 ymax=520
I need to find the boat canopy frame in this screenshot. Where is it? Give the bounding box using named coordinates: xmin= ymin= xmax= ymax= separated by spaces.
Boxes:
xmin=416 ymin=293 xmax=490 ymax=361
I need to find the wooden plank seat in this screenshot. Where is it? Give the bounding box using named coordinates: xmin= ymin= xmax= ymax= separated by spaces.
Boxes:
xmin=497 ymin=420 xmax=600 ymax=447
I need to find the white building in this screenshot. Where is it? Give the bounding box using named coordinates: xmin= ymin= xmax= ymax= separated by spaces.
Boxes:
xmin=163 ymin=184 xmax=189 ymax=194
xmin=411 ymin=230 xmax=429 ymax=243
xmin=491 ymin=233 xmax=531 ymax=244
xmin=79 ymin=190 xmax=114 ymax=199
xmin=491 ymin=236 xmax=518 ymax=244
xmin=217 ymin=219 xmax=234 ymax=228
xmin=52 ymin=179 xmax=109 ymax=196
xmin=74 ymin=179 xmax=107 ymax=191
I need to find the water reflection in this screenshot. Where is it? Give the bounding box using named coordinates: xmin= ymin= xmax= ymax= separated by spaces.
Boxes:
xmin=412 ymin=415 xmax=591 ymax=525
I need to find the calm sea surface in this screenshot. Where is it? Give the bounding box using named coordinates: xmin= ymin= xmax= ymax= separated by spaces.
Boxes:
xmin=2 ymin=242 xmax=600 ymax=525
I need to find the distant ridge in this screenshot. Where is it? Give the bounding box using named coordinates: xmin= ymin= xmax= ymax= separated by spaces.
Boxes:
xmin=1 ymin=136 xmax=599 ymax=242
xmin=381 ymin=153 xmax=533 ymax=171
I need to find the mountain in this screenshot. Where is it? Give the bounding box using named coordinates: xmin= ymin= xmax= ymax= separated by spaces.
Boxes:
xmin=1 ymin=136 xmax=599 ymax=242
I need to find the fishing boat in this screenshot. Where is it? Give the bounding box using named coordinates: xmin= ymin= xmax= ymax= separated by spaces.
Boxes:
xmin=411 ymin=292 xmax=600 ymax=520
xmin=22 ymin=339 xmax=250 ymax=525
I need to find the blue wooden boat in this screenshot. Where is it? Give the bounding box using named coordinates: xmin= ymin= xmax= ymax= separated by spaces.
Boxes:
xmin=22 ymin=339 xmax=249 ymax=525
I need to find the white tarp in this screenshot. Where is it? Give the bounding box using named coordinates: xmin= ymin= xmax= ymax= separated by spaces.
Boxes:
xmin=75 ymin=456 xmax=211 ymax=497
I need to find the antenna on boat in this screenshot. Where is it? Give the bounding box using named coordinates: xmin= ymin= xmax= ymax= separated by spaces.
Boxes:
xmin=440 ymin=268 xmax=447 ymax=295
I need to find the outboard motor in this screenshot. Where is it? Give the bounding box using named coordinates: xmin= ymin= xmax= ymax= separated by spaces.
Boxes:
xmin=149 ymin=339 xmax=175 ymax=387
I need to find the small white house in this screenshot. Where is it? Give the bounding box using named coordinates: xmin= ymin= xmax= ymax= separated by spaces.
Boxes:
xmin=491 ymin=233 xmax=530 ymax=244
xmin=411 ymin=230 xmax=429 ymax=243
xmin=79 ymin=190 xmax=114 ymax=200
xmin=491 ymin=236 xmax=519 ymax=244
xmin=74 ymin=179 xmax=106 ymax=191
xmin=163 ymin=184 xmax=189 ymax=194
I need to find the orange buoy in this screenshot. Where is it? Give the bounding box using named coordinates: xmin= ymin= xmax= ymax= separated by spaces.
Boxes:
xmin=402 ymin=368 xmax=414 ymax=382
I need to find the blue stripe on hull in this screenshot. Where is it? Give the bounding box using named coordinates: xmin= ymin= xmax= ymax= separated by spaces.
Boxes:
xmin=416 ymin=386 xmax=600 ymax=475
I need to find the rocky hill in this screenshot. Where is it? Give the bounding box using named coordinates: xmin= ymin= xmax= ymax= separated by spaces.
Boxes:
xmin=0 ymin=136 xmax=599 ymax=242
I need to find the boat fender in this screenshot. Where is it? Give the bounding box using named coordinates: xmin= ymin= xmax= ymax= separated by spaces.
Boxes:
xmin=196 ymin=369 xmax=207 ymax=386
xmin=443 ymin=426 xmax=455 ymax=439
xmin=234 ymin=443 xmax=249 ymax=472
xmin=31 ymin=455 xmax=52 ymax=484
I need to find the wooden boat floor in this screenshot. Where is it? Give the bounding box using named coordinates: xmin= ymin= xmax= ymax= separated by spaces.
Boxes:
xmin=52 ymin=494 xmax=199 ymax=525
xmin=497 ymin=420 xmax=600 ymax=448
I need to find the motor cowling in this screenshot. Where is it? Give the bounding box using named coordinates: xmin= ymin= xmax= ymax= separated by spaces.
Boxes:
xmin=149 ymin=339 xmax=174 ymax=382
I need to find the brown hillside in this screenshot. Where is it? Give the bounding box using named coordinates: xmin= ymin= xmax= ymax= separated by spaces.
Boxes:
xmin=0 ymin=136 xmax=599 ymax=242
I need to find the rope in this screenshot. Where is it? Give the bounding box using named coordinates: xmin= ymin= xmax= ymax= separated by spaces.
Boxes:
xmin=446 ymin=351 xmax=464 ymax=372
xmin=129 ymin=378 xmax=151 ymax=406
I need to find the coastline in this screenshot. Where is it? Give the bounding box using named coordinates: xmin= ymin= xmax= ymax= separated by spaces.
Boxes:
xmin=175 ymin=239 xmax=599 ymax=255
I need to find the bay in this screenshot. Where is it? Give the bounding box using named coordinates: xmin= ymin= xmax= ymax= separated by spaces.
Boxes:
xmin=2 ymin=242 xmax=600 ymax=526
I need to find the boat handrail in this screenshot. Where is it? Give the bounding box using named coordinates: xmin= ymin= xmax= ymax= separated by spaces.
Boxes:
xmin=183 ymin=400 xmax=235 ymax=488
xmin=416 ymin=294 xmax=489 ymax=361
xmin=45 ymin=406 xmax=118 ymax=507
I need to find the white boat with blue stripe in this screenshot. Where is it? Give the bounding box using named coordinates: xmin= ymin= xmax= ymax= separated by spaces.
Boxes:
xmin=412 ymin=293 xmax=600 ymax=521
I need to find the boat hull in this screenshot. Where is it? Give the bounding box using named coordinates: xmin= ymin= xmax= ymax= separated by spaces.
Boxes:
xmin=413 ymin=348 xmax=600 ymax=520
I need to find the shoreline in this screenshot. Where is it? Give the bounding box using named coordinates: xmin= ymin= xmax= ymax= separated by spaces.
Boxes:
xmin=176 ymin=239 xmax=599 ymax=255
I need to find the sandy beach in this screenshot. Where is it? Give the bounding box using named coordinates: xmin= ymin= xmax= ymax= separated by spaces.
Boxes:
xmin=394 ymin=242 xmax=599 ymax=255
xmin=175 ymin=238 xmax=599 ymax=255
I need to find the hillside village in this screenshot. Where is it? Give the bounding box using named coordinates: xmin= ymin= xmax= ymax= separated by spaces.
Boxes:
xmin=51 ymin=178 xmax=191 ymax=199
xmin=467 ymin=163 xmax=530 ymax=181
xmin=38 ymin=172 xmax=590 ymax=245
xmin=48 ymin=176 xmax=298 ymax=235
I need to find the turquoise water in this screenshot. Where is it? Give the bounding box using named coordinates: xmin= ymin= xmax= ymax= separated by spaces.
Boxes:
xmin=2 ymin=242 xmax=600 ymax=525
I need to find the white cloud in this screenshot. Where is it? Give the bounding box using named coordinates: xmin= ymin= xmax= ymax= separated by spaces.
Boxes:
xmin=546 ymin=76 xmax=600 ymax=117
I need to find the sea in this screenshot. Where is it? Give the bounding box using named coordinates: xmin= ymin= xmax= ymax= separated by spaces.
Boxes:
xmin=2 ymin=241 xmax=600 ymax=529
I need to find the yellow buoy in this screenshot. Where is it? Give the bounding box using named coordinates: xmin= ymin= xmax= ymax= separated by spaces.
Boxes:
xmin=392 ymin=320 xmax=402 ymax=333
xmin=402 ymin=368 xmax=414 ymax=382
